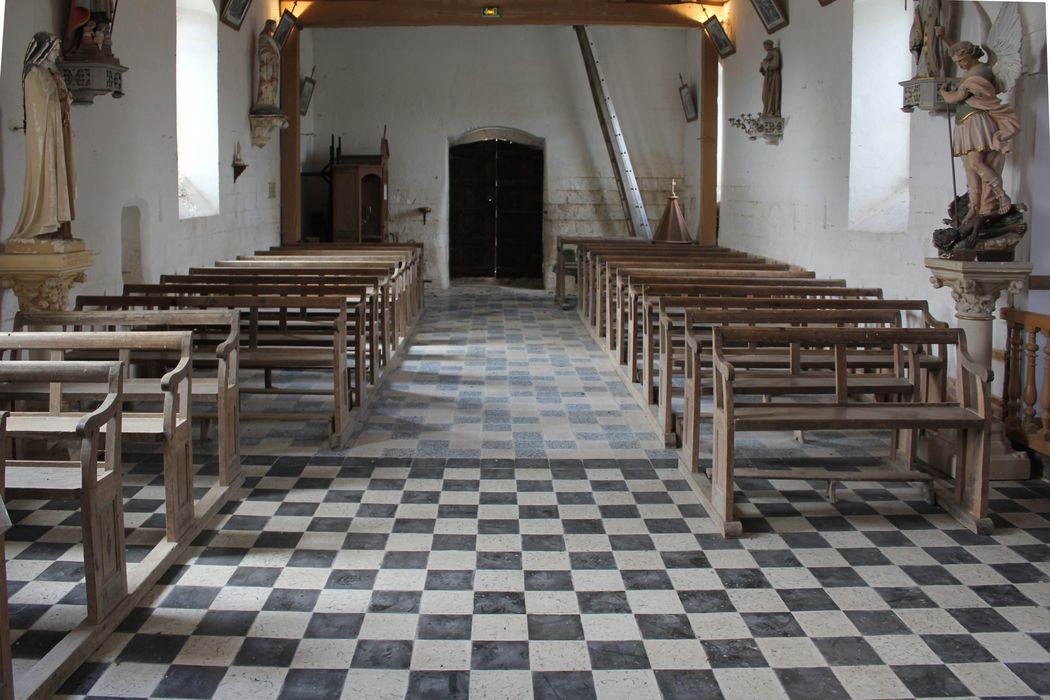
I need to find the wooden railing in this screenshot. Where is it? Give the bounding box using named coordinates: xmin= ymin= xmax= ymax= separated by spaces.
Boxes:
xmin=1001 ymin=307 xmax=1050 ymax=458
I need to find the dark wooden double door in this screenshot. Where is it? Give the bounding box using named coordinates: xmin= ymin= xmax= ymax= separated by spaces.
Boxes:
xmin=449 ymin=140 xmax=543 ymax=280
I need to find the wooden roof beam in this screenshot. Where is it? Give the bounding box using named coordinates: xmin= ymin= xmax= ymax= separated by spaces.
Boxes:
xmin=280 ymin=0 xmax=723 ymax=29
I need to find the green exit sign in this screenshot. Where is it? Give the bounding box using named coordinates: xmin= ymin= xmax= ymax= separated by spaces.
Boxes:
xmin=481 ymin=6 xmax=501 ymax=17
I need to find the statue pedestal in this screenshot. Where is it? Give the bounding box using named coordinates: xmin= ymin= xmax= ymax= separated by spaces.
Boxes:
xmin=0 ymin=238 xmax=96 ymax=311
xmin=926 ymin=257 xmax=1033 ymax=480
xmin=249 ymin=113 xmax=289 ymax=148
xmin=900 ymin=77 xmax=956 ymax=113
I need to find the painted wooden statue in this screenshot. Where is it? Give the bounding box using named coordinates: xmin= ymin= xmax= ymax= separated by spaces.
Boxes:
xmin=253 ymin=19 xmax=281 ymax=114
xmin=932 ymin=4 xmax=1026 ymax=259
xmin=9 ymin=33 xmax=76 ymax=240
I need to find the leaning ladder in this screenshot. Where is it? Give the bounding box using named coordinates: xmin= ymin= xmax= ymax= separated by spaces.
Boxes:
xmin=573 ymin=25 xmax=652 ymax=240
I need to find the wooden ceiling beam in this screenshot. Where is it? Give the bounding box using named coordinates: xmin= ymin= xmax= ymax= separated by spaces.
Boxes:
xmin=280 ymin=0 xmax=723 ymax=29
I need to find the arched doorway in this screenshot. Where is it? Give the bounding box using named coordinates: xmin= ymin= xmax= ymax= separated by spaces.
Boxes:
xmin=449 ymin=128 xmax=544 ymax=281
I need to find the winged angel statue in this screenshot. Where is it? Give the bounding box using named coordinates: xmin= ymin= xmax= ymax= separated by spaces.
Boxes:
xmin=932 ymin=4 xmax=1027 ymax=258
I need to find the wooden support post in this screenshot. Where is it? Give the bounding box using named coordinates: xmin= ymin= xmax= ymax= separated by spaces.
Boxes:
xmin=699 ymin=33 xmax=719 ymax=246
xmin=280 ymin=28 xmax=302 ymax=245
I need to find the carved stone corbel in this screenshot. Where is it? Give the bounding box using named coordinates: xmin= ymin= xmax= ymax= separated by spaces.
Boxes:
xmin=0 ymin=238 xmax=96 ymax=312
xmin=249 ymin=114 xmax=289 ymax=148
xmin=928 ymin=274 xmax=1027 ymax=321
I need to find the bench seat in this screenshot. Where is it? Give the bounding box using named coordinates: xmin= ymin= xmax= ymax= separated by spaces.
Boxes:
xmin=6 ymin=412 xmax=187 ymax=441
xmin=730 ymin=403 xmax=985 ymax=431
xmin=6 ymin=460 xmax=111 ymax=500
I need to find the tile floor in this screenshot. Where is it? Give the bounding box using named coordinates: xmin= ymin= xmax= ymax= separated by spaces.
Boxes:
xmin=5 ymin=286 xmax=1050 ymax=699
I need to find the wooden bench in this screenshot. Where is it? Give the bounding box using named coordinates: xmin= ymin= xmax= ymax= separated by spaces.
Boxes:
xmin=258 ymin=243 xmax=425 ymax=320
xmin=581 ymin=248 xmax=757 ymax=315
xmin=663 ymin=304 xmax=919 ymax=449
xmin=182 ymin=267 xmax=411 ymax=361
xmin=122 ymin=280 xmax=382 ymax=383
xmin=206 ymin=260 xmax=414 ymax=354
xmin=14 ymin=309 xmax=241 ymax=487
xmin=607 ymin=267 xmax=821 ymax=361
xmin=679 ymin=303 xmax=949 ymax=466
xmin=0 ymin=332 xmax=194 ymax=542
xmin=600 ymin=266 xmax=807 ymax=342
xmin=576 ymin=245 xmax=752 ymax=322
xmin=0 ymin=361 xmax=127 ymax=623
xmin=636 ymin=285 xmax=883 ymax=390
xmin=645 ymin=292 xmax=888 ymax=420
xmin=554 ymin=235 xmax=734 ymax=306
xmin=76 ymin=294 xmax=362 ymax=448
xmin=706 ymin=326 xmax=991 ymax=536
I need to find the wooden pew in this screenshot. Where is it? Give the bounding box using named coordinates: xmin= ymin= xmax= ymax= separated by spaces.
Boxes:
xmin=76 ymin=295 xmax=361 ymax=448
xmin=122 ymin=280 xmax=382 ymax=384
xmin=0 ymin=361 xmax=127 ymax=624
xmin=602 ymin=272 xmax=834 ymax=359
xmin=0 ymin=465 xmax=10 ymax=700
xmin=0 ymin=332 xmax=194 ymax=542
xmin=568 ymin=239 xmax=746 ymax=313
xmin=577 ymin=245 xmax=753 ymax=309
xmin=14 ymin=310 xmax=241 ymax=487
xmin=608 ymin=266 xmax=820 ymax=361
xmin=678 ymin=302 xmax=948 ymax=467
xmin=706 ymin=326 xmax=991 ymax=536
xmin=635 ymin=285 xmax=882 ymax=390
xmin=207 ymin=260 xmax=415 ymax=355
xmin=232 ymin=249 xmax=418 ymax=303
xmin=181 ymin=268 xmax=412 ymax=360
xmin=654 ymin=305 xmax=908 ymax=445
xmin=585 ymin=251 xmax=760 ymax=328
xmin=643 ymin=290 xmax=884 ymax=421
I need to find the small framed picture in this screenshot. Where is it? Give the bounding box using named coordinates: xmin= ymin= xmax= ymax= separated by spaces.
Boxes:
xmin=220 ymin=0 xmax=254 ymax=31
xmin=678 ymin=82 xmax=697 ymax=122
xmin=300 ymin=71 xmax=317 ymax=116
xmin=273 ymin=9 xmax=297 ymax=50
xmin=702 ymin=15 xmax=736 ymax=59
xmin=750 ymin=0 xmax=789 ymax=34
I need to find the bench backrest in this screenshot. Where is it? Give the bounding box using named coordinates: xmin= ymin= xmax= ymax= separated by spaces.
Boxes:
xmin=711 ymin=326 xmax=978 ymax=407
xmin=0 ymin=360 xmax=123 ymax=471
xmin=644 ymin=285 xmax=869 ymax=299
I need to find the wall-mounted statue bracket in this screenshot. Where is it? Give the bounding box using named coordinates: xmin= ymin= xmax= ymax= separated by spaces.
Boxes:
xmin=249 ymin=114 xmax=289 ymax=148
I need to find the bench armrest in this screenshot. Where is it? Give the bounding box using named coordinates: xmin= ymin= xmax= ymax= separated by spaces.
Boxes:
xmin=920 ymin=309 xmax=950 ymax=330
xmin=76 ymin=390 xmax=121 ymax=436
xmin=160 ymin=355 xmax=192 ymax=393
xmin=215 ymin=329 xmax=238 ymax=362
xmin=712 ymin=348 xmax=735 ymax=383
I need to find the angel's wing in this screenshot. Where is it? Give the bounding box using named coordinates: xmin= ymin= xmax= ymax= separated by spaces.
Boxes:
xmin=984 ymin=2 xmax=1023 ymax=94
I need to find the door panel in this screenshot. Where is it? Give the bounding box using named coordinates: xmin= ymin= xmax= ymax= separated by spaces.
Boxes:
xmin=449 ymin=139 xmax=543 ymax=280
xmin=449 ymin=141 xmax=497 ymax=277
xmin=495 ymin=142 xmax=544 ymax=279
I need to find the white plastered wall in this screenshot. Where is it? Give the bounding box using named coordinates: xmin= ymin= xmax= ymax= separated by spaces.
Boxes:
xmin=0 ymin=0 xmax=282 ymax=327
xmin=306 ymin=25 xmax=703 ymax=290
xmin=718 ymin=0 xmax=1048 ymax=388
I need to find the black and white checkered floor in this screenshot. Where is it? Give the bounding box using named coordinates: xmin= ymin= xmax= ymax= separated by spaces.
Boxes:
xmin=6 ymin=287 xmax=1050 ymax=699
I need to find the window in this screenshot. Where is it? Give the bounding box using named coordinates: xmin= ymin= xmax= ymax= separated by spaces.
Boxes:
xmin=848 ymin=0 xmax=911 ymax=233
xmin=176 ymin=0 xmax=219 ymax=219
